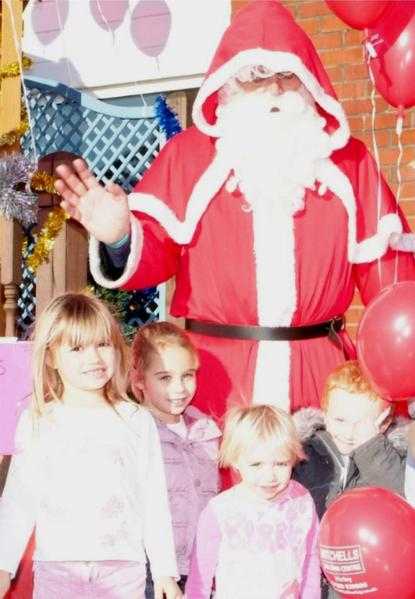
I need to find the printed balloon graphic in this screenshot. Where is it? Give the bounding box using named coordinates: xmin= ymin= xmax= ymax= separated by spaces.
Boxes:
xmin=89 ymin=0 xmax=129 ymax=32
xmin=31 ymin=0 xmax=69 ymax=45
xmin=325 ymin=0 xmax=389 ymax=30
xmin=366 ymin=1 xmax=415 ymax=109
xmin=357 ymin=281 xmax=415 ymax=401
xmin=131 ymin=0 xmax=172 ymax=58
xmin=319 ymin=487 xmax=415 ymax=598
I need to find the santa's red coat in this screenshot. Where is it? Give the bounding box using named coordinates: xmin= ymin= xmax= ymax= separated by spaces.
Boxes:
xmin=91 ymin=1 xmax=415 ymax=416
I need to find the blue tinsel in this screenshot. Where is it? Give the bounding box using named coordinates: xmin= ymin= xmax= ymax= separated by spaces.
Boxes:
xmin=155 ymin=95 xmax=182 ymax=140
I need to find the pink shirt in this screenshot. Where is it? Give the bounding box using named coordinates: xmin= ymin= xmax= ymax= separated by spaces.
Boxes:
xmin=185 ymin=480 xmax=320 ymax=599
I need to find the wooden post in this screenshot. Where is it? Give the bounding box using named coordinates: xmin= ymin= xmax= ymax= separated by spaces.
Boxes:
xmin=0 ymin=0 xmax=23 ymax=337
xmin=0 ymin=220 xmax=23 ymax=336
xmin=35 ymin=220 xmax=88 ymax=319
xmin=34 ymin=152 xmax=88 ymax=319
xmin=0 ymin=0 xmax=22 ymax=136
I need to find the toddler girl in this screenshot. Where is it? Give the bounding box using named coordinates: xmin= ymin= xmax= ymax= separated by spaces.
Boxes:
xmin=130 ymin=321 xmax=221 ymax=596
xmin=185 ymin=404 xmax=320 ymax=599
xmin=0 ymin=292 xmax=181 ymax=599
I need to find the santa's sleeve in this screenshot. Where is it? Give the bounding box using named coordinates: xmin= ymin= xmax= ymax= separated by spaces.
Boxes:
xmin=89 ymin=130 xmax=210 ymax=291
xmin=346 ymin=139 xmax=415 ymax=305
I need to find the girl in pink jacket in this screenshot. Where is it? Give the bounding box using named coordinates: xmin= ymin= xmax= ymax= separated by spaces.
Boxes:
xmin=130 ymin=322 xmax=221 ymax=596
xmin=186 ymin=404 xmax=320 ymax=599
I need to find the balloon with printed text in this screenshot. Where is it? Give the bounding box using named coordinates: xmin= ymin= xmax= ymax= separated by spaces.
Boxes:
xmin=356 ymin=281 xmax=415 ymax=401
xmin=319 ymin=487 xmax=415 ymax=598
xmin=325 ymin=0 xmax=389 ymax=30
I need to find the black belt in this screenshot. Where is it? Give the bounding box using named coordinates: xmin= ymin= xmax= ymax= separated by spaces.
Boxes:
xmin=185 ymin=316 xmax=344 ymax=344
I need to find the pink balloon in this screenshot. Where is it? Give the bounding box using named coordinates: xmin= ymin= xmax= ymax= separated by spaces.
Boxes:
xmin=89 ymin=0 xmax=129 ymax=32
xmin=366 ymin=1 xmax=415 ymax=109
xmin=325 ymin=0 xmax=389 ymax=30
xmin=130 ymin=0 xmax=171 ymax=59
xmin=356 ymin=281 xmax=415 ymax=401
xmin=31 ymin=0 xmax=69 ymax=45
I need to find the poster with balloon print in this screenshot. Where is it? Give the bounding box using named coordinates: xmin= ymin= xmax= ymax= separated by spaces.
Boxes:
xmin=131 ymin=0 xmax=172 ymax=59
xmin=31 ymin=0 xmax=69 ymax=45
xmin=89 ymin=0 xmax=129 ymax=33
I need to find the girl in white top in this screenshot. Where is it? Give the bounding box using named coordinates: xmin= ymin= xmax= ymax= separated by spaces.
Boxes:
xmin=0 ymin=292 xmax=181 ymax=599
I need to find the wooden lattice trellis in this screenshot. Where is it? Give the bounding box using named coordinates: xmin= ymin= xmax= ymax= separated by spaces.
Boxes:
xmin=17 ymin=75 xmax=171 ymax=333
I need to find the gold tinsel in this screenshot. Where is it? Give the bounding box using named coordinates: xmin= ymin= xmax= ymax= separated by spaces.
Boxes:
xmin=0 ymin=55 xmax=33 ymax=79
xmin=0 ymin=119 xmax=28 ymax=146
xmin=25 ymin=207 xmax=69 ymax=272
xmin=0 ymin=101 xmax=29 ymax=146
xmin=31 ymin=170 xmax=57 ymax=194
xmin=0 ymin=51 xmax=31 ymax=146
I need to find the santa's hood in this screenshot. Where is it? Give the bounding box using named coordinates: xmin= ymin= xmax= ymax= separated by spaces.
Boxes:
xmin=192 ymin=0 xmax=349 ymax=152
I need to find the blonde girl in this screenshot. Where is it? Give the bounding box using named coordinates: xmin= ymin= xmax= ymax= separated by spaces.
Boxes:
xmin=0 ymin=293 xmax=181 ymax=599
xmin=130 ymin=321 xmax=221 ymax=597
xmin=186 ymin=404 xmax=321 ymax=599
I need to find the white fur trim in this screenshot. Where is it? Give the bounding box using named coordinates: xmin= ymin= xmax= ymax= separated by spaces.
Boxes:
xmin=88 ymin=215 xmax=143 ymax=289
xmin=252 ymin=341 xmax=290 ymax=412
xmin=250 ymin=199 xmax=296 ymax=412
xmin=292 ymin=407 xmax=325 ymax=441
xmin=193 ymin=49 xmax=350 ymax=152
xmin=315 ymin=158 xmax=403 ymax=264
xmin=353 ymin=213 xmax=402 ymax=264
xmin=128 ymin=153 xmax=231 ymax=245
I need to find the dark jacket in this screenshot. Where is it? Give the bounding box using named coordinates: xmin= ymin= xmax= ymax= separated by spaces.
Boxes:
xmin=293 ymin=408 xmax=409 ymax=599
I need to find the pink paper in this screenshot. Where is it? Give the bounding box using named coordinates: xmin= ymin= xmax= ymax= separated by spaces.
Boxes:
xmin=0 ymin=342 xmax=32 ymax=455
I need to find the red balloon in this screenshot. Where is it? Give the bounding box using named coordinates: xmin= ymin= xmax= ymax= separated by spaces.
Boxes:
xmin=319 ymin=487 xmax=415 ymax=598
xmin=366 ymin=1 xmax=415 ymax=109
xmin=356 ymin=281 xmax=415 ymax=401
xmin=325 ymin=0 xmax=389 ymax=30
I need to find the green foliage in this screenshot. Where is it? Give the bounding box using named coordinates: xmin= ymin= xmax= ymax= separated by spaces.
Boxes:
xmin=91 ymin=286 xmax=136 ymax=344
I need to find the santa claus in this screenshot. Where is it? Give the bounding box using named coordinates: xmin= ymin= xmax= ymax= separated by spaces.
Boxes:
xmin=55 ymin=0 xmax=415 ymax=417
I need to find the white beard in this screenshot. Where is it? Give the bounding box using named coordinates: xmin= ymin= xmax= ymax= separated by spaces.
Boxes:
xmin=215 ymin=89 xmax=332 ymax=215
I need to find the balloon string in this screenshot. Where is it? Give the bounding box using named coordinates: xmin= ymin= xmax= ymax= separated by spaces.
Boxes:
xmin=366 ymin=49 xmax=383 ymax=287
xmin=394 ymin=114 xmax=404 ymax=284
xmin=3 ymin=0 xmax=38 ymax=166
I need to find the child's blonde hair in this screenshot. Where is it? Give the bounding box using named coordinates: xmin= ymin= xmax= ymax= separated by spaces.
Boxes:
xmin=219 ymin=404 xmax=305 ymax=468
xmin=321 ymin=360 xmax=392 ymax=413
xmin=32 ymin=292 xmax=129 ymax=415
xmin=130 ymin=321 xmax=199 ymax=401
